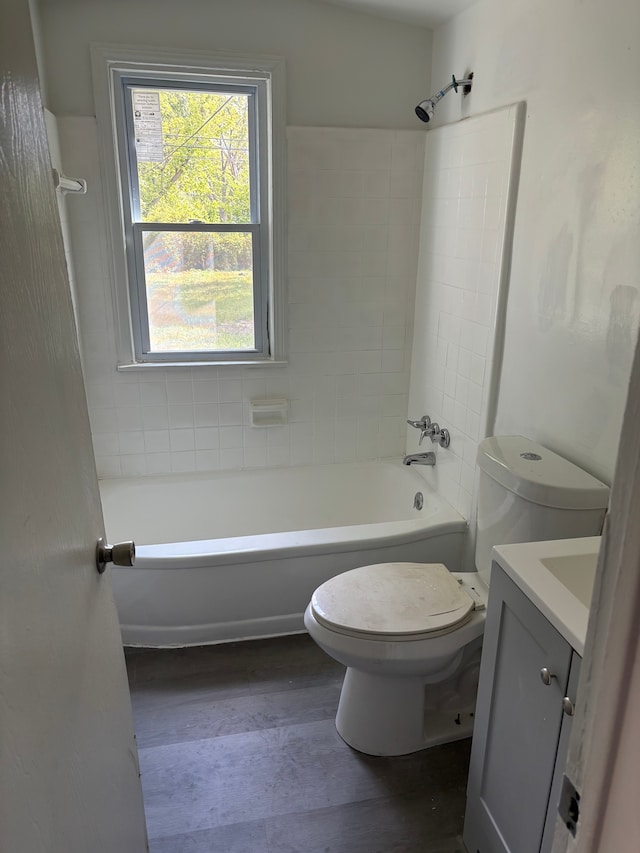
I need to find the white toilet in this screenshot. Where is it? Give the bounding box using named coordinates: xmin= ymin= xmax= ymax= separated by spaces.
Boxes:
xmin=304 ymin=436 xmax=609 ymax=756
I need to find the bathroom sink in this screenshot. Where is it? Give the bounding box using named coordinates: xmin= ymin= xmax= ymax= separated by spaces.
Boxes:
xmin=491 ymin=536 xmax=601 ymax=655
xmin=539 ymin=551 xmax=599 ymax=608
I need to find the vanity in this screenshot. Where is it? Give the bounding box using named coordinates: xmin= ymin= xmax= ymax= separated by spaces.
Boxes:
xmin=463 ymin=536 xmax=600 ymax=853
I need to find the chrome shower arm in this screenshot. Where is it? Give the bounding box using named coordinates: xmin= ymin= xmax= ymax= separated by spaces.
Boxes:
xmin=450 ymin=75 xmax=474 ymax=92
xmin=415 ymin=73 xmax=474 ymax=124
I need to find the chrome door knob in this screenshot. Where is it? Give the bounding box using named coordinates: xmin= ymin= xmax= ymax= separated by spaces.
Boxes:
xmin=540 ymin=667 xmax=557 ymax=686
xmin=562 ymin=697 xmax=575 ymax=716
xmin=96 ymin=537 xmax=135 ymax=574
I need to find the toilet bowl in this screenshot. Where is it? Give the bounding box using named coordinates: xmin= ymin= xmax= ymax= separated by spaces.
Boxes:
xmin=304 ymin=564 xmax=487 ymax=755
xmin=305 ymin=436 xmax=610 ymax=756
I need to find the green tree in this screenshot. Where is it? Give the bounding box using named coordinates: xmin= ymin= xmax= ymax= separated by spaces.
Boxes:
xmin=137 ymin=89 xmax=252 ymax=271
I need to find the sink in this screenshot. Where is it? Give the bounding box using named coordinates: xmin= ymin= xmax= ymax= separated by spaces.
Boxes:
xmin=492 ymin=536 xmax=601 ymax=655
xmin=540 ymin=552 xmax=599 ymax=608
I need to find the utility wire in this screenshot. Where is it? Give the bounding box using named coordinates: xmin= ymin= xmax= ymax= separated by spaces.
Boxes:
xmin=160 ymin=95 xmax=234 ymax=165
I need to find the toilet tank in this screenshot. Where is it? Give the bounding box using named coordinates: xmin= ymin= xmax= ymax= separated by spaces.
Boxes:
xmin=475 ymin=436 xmax=609 ymax=587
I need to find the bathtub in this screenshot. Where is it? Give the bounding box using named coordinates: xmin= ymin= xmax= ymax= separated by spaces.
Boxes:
xmin=99 ymin=460 xmax=466 ymax=647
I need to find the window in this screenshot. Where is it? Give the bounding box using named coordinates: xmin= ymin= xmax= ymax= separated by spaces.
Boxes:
xmin=92 ymin=46 xmax=286 ymax=366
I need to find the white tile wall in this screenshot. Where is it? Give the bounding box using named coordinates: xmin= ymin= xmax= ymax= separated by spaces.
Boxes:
xmin=58 ymin=120 xmax=425 ymax=477
xmin=407 ymin=106 xmax=521 ymax=524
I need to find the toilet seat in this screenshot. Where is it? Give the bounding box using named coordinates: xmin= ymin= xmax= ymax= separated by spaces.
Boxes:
xmin=310 ymin=562 xmax=475 ymax=642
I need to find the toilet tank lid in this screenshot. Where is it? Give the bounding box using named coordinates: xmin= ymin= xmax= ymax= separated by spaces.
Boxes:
xmin=477 ymin=436 xmax=610 ymax=510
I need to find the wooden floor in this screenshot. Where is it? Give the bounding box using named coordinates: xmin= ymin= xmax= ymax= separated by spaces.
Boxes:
xmin=126 ymin=634 xmax=470 ymax=853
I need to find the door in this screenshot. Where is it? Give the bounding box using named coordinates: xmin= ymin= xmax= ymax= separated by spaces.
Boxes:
xmin=463 ymin=566 xmax=572 ymax=853
xmin=540 ymin=653 xmax=581 ymax=853
xmin=0 ymin=2 xmax=148 ymax=851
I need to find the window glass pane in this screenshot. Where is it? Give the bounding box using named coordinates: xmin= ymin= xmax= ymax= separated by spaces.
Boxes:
xmin=142 ymin=231 xmax=255 ymax=352
xmin=131 ymin=88 xmax=252 ymax=225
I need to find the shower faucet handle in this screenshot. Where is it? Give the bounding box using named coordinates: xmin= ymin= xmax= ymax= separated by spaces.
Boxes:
xmin=407 ymin=415 xmax=432 ymax=446
xmin=436 ymin=428 xmax=451 ymax=449
xmin=407 ymin=415 xmax=431 ymax=431
xmin=408 ymin=418 xmax=452 ymax=449
xmin=427 ymin=424 xmax=451 ymax=449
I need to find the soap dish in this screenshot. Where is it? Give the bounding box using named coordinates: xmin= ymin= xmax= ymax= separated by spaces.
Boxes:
xmin=249 ymin=397 xmax=289 ymax=427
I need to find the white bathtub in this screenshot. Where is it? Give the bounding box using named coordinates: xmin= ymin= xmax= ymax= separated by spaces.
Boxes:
xmin=99 ymin=460 xmax=466 ymax=647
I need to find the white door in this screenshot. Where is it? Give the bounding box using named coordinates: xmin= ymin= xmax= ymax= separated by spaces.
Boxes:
xmin=0 ymin=2 xmax=148 ymax=851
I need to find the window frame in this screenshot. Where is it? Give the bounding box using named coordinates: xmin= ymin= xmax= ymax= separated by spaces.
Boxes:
xmin=91 ymin=44 xmax=287 ymax=368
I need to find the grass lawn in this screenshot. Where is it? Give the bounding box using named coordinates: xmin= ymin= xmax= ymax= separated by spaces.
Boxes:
xmin=146 ymin=268 xmax=255 ymax=351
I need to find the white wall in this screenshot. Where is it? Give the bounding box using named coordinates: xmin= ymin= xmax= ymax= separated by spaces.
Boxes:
xmin=39 ymin=0 xmax=432 ymax=128
xmin=430 ymin=0 xmax=640 ymax=484
xmin=37 ymin=0 xmax=433 ymax=477
xmin=43 ymin=110 xmax=82 ymax=358
xmin=60 ymin=119 xmax=424 ymax=476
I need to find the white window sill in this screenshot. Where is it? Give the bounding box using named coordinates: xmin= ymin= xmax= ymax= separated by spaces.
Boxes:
xmin=117 ymin=359 xmax=289 ymax=371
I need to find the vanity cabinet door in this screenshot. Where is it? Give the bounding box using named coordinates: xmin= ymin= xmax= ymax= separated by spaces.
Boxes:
xmin=463 ymin=565 xmax=572 ymax=853
xmin=539 ymin=652 xmax=582 ymax=853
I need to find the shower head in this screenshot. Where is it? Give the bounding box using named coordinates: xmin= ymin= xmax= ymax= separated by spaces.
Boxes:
xmin=415 ymin=73 xmax=473 ymax=124
xmin=415 ymin=98 xmax=437 ymax=124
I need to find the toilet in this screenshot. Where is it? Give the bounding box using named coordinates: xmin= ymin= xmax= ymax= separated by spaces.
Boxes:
xmin=304 ymin=436 xmax=609 ymax=756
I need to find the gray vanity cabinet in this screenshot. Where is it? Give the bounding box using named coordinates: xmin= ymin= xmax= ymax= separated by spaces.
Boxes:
xmin=463 ymin=564 xmax=581 ymax=853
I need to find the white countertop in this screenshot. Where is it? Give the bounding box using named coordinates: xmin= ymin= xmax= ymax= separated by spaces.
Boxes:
xmin=491 ymin=536 xmax=601 ymax=656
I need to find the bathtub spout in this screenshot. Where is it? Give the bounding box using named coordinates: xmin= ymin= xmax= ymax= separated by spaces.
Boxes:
xmin=403 ymin=452 xmax=436 ymax=466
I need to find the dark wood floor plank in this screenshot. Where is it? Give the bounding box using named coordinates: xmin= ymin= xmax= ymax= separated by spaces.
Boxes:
xmin=128 ymin=634 xmax=471 ymax=850
xmin=133 ymin=681 xmax=343 ymax=749
xmin=139 ymin=719 xmax=393 ymax=838
xmin=126 ymin=634 xmax=335 ymax=687
xmin=139 ymin=720 xmax=470 ymax=839
xmin=130 ymin=664 xmax=342 ymax=716
xmin=136 ymin=679 xmax=341 ymax=748
xmin=264 ymin=794 xmax=467 ymax=853
xmin=148 ymin=818 xmax=269 ymax=853
xmin=128 ymin=635 xmax=344 ymax=726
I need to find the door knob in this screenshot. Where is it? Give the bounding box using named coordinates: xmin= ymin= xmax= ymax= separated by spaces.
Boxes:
xmin=96 ymin=537 xmax=135 ymax=574
xmin=562 ymin=697 xmax=575 ymax=716
xmin=540 ymin=667 xmax=557 ymax=686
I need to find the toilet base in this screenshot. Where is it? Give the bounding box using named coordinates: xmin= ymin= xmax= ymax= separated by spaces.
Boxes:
xmin=335 ymin=645 xmax=481 ymax=756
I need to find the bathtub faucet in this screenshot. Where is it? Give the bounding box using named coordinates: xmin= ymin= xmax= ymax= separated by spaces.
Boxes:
xmin=402 ymin=452 xmax=436 ymax=466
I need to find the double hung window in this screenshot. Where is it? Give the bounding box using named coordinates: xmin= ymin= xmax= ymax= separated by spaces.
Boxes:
xmin=93 ymin=47 xmax=285 ymax=365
